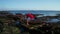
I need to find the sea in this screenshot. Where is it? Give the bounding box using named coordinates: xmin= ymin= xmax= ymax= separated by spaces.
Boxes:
xmin=8 ymin=10 xmax=60 ymax=16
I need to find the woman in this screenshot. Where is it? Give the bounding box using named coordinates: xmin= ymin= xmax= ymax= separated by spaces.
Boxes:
xmin=15 ymin=15 xmax=29 ymax=34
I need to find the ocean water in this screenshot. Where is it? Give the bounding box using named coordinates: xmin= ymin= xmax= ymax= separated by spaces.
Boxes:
xmin=9 ymin=10 xmax=60 ymax=16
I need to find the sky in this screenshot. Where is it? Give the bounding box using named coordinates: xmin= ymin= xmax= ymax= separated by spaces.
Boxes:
xmin=0 ymin=0 xmax=60 ymax=10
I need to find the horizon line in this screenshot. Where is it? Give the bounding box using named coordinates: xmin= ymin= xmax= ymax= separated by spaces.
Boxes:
xmin=0 ymin=10 xmax=60 ymax=11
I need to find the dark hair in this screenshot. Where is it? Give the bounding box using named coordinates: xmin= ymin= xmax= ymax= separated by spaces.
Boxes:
xmin=13 ymin=16 xmax=20 ymax=21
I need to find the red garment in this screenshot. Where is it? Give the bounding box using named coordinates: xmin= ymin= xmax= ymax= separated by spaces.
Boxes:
xmin=26 ymin=13 xmax=34 ymax=19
